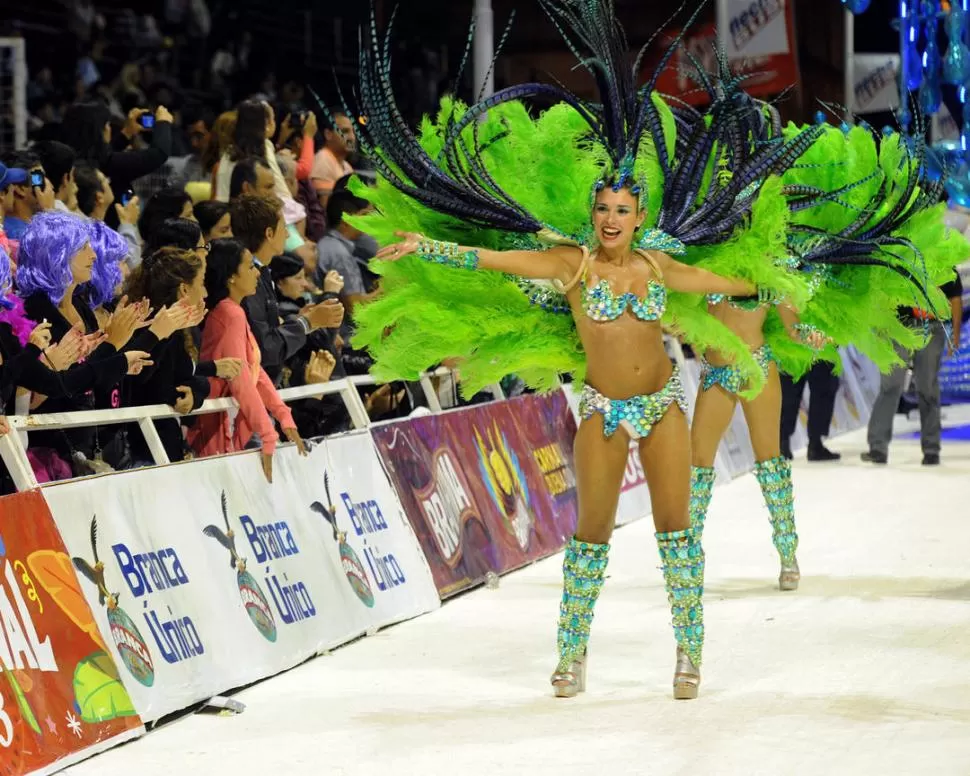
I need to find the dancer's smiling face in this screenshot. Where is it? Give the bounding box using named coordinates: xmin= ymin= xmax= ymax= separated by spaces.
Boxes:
xmin=592 ymin=186 xmax=643 ymax=249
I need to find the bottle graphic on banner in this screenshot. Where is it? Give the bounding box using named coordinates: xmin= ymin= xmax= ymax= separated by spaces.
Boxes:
xmin=202 ymin=492 xmax=277 ymax=643
xmin=474 ymin=424 xmax=534 ymax=551
xmin=393 ymin=428 xmax=498 ymax=577
xmin=72 ymin=517 xmax=156 ymax=687
xmin=310 ymin=473 xmax=375 ymax=608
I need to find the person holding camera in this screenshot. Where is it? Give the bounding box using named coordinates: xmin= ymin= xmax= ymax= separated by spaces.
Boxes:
xmin=60 ymin=100 xmax=173 ymax=230
xmin=277 ymin=109 xmax=326 ymax=242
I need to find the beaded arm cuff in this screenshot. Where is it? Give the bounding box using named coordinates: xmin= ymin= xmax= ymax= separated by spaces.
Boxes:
xmin=792 ymin=322 xmax=826 ymax=351
xmin=416 ymin=239 xmax=480 ymax=271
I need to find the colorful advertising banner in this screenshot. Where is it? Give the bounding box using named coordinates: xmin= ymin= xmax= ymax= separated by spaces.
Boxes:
xmin=281 ymin=432 xmax=441 ymax=634
xmin=42 ymin=441 xmax=439 ymax=723
xmin=0 ymin=490 xmax=143 ymax=775
xmin=372 ymin=392 xmax=579 ymax=597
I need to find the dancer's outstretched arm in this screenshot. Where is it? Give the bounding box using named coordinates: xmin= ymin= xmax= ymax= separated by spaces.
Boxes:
xmin=378 ymin=231 xmax=579 ymax=284
xmin=650 ymin=251 xmax=757 ymax=296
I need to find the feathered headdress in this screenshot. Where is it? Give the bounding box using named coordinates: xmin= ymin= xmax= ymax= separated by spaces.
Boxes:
xmin=326 ymin=0 xmax=824 ymax=249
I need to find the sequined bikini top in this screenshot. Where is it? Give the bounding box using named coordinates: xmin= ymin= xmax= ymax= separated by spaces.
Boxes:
xmin=578 ymin=252 xmax=666 ymax=322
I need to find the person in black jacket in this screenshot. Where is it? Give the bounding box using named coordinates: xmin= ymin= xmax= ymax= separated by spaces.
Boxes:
xmin=60 ymin=101 xmax=174 ymax=229
xmin=138 ymin=218 xmax=243 ymax=387
xmin=230 ymin=194 xmax=344 ymax=385
xmin=269 ymin=252 xmax=344 ymax=438
xmin=124 ymin=246 xmax=216 ymax=464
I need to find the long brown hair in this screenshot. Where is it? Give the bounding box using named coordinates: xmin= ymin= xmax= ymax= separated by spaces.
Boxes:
xmin=125 ymin=247 xmax=205 ymax=360
xmin=202 ymin=110 xmax=237 ymax=173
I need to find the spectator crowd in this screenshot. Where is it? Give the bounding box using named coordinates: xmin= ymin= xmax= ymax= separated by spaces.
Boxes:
xmin=0 ymin=0 xmax=442 ymax=492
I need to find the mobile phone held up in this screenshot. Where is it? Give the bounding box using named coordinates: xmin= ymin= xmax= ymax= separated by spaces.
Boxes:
xmin=139 ymin=113 xmax=155 ymax=130
xmin=121 ymin=190 xmax=135 ymax=206
xmin=29 ymin=170 xmax=45 ymax=188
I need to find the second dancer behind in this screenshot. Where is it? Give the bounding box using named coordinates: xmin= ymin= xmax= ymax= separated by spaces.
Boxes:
xmin=688 ymin=295 xmax=825 ymax=591
xmin=685 ymin=118 xmax=966 ymax=592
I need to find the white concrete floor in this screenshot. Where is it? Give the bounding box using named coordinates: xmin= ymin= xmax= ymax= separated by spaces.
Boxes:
xmin=64 ymin=410 xmax=970 ymax=776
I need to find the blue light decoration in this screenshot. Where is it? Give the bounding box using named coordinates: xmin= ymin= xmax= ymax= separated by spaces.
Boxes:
xmin=920 ymin=1 xmax=943 ymax=114
xmin=961 ymin=84 xmax=970 ymax=162
xmin=841 ymin=0 xmax=872 ymax=11
xmin=902 ymin=0 xmax=924 ymax=92
xmin=943 ymin=1 xmax=970 ymax=83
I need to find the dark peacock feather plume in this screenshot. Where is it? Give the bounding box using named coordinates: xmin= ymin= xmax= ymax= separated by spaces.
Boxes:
xmin=780 ymin=110 xmax=948 ymax=313
xmin=313 ymin=4 xmax=550 ymax=234
xmin=337 ymin=1 xmax=854 ymax=252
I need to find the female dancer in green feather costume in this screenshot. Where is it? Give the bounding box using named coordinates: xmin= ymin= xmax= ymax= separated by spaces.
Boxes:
xmin=339 ymin=1 xmax=855 ymax=701
xmin=378 ymin=181 xmax=764 ymax=700
xmin=686 ymin=119 xmax=967 ymax=592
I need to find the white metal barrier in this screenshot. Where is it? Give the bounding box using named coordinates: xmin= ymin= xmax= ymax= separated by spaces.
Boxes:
xmin=0 ymin=370 xmax=506 ymax=492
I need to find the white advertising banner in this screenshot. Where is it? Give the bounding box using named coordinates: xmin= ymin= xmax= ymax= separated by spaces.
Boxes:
xmin=284 ymin=432 xmax=441 ymax=633
xmin=43 ymin=437 xmax=438 ymax=723
xmin=724 ymin=0 xmax=791 ymax=59
xmin=852 ymin=54 xmax=901 ymax=115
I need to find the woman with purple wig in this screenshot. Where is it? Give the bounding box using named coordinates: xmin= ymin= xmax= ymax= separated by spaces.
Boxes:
xmin=0 ymin=244 xmax=134 ymax=491
xmin=16 ymin=211 xmax=182 ymax=473
xmin=84 ymin=220 xmax=127 ymax=328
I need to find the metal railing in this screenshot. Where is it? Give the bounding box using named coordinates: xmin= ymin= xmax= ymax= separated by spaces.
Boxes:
xmin=0 ymin=370 xmax=505 ymax=493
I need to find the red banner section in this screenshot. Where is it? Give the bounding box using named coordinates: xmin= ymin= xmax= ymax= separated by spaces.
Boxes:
xmin=653 ymin=2 xmax=799 ymax=105
xmin=0 ymin=490 xmax=143 ymax=775
xmin=372 ymin=392 xmax=579 ymax=597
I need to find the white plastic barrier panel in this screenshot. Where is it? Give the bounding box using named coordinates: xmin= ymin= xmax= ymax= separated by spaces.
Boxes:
xmin=284 ymin=432 xmax=442 ymax=632
xmin=42 ymin=436 xmax=439 ymax=723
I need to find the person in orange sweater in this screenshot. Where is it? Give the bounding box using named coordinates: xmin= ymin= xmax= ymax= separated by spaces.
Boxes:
xmin=188 ymin=238 xmax=306 ymax=482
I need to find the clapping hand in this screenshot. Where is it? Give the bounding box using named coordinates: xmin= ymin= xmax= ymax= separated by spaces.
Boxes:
xmin=42 ymin=325 xmax=86 ymax=371
xmin=104 ymin=296 xmax=151 ymax=350
xmin=304 ymin=350 xmax=337 ymax=384
xmin=323 ymin=270 xmax=344 ymax=294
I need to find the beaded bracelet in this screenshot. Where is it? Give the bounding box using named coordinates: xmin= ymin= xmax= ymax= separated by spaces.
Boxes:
xmin=792 ymin=322 xmax=826 ymax=350
xmin=416 ymin=239 xmax=480 ymax=271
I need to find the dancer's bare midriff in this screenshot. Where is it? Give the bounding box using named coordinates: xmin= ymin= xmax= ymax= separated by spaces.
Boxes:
xmin=573 ymin=312 xmax=672 ymax=398
xmin=703 ymin=301 xmax=769 ymax=366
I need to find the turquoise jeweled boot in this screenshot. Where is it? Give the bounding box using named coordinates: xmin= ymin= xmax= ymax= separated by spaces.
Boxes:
xmin=551 ymin=537 xmax=609 ymax=698
xmin=689 ymin=466 xmax=716 ymax=539
xmin=656 ymin=528 xmax=705 ymax=700
xmin=754 ymin=456 xmax=800 ymax=591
